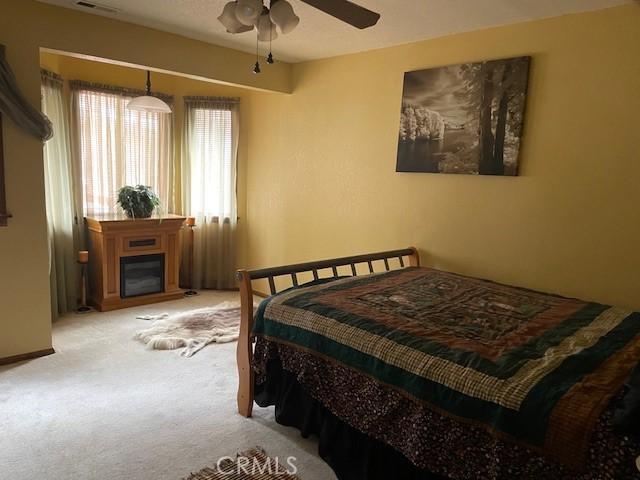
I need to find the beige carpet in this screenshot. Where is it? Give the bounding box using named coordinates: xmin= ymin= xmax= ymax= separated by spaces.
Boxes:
xmin=0 ymin=291 xmax=335 ymax=480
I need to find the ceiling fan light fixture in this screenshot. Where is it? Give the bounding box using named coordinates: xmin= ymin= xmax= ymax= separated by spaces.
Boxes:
xmin=218 ymin=1 xmax=254 ymax=33
xmin=256 ymin=12 xmax=278 ymax=42
xmin=269 ymin=0 xmax=299 ymax=34
xmin=235 ymin=0 xmax=263 ymax=26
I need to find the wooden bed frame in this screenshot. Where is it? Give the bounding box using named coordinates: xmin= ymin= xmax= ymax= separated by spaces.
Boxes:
xmin=235 ymin=247 xmax=420 ymax=417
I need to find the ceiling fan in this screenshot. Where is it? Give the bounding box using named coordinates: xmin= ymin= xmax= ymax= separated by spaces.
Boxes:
xmin=291 ymin=0 xmax=380 ymax=29
xmin=218 ymin=0 xmax=380 ymax=72
xmin=218 ymin=0 xmax=380 ymax=36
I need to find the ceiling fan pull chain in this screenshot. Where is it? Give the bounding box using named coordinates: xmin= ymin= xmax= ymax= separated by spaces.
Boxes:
xmin=253 ymin=30 xmax=261 ymax=74
xmin=267 ymin=15 xmax=275 ymax=64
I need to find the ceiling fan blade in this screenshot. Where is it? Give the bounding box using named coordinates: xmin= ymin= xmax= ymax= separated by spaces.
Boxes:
xmin=300 ymin=0 xmax=380 ymax=29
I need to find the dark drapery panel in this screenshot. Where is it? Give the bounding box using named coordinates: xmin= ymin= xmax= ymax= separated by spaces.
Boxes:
xmin=0 ymin=44 xmax=52 ymax=140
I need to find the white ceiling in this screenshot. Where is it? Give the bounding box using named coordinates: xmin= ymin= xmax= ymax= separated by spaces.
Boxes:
xmin=38 ymin=0 xmax=632 ymax=63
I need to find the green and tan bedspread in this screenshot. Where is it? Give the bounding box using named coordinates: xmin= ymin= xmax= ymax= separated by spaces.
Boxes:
xmin=252 ymin=267 xmax=640 ymax=467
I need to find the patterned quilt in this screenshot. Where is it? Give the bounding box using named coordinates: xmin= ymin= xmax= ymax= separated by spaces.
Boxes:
xmin=252 ymin=267 xmax=640 ymax=468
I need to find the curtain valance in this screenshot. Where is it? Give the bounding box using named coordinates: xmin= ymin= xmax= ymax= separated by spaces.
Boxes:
xmin=183 ymin=96 xmax=239 ymax=110
xmin=69 ymin=79 xmax=174 ymax=104
xmin=0 ymin=44 xmax=52 ymax=140
xmin=41 ymin=69 xmax=64 ymax=87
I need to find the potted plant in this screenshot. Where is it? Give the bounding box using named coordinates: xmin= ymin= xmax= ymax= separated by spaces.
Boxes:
xmin=116 ymin=185 xmax=161 ymax=219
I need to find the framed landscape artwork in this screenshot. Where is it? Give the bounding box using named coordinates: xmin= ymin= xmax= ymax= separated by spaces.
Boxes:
xmin=396 ymin=56 xmax=531 ymax=175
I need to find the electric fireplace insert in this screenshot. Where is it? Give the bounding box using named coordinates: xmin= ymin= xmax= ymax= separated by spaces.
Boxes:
xmin=120 ymin=254 xmax=165 ymax=298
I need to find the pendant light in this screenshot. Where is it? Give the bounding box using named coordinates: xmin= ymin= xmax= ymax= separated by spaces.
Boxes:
xmin=127 ymin=71 xmax=171 ymax=113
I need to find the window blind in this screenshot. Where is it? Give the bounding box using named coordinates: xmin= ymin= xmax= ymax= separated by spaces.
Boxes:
xmin=74 ymin=88 xmax=173 ymax=215
xmin=189 ymin=107 xmax=233 ymax=218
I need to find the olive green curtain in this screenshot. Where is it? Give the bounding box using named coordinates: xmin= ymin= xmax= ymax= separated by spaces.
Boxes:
xmin=41 ymin=70 xmax=78 ymax=316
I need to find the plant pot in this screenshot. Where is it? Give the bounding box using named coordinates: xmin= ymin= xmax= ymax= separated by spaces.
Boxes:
xmin=117 ymin=185 xmax=161 ymax=219
xmin=123 ymin=205 xmax=155 ymax=219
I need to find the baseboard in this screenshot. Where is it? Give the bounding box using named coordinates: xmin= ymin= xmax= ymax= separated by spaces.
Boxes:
xmin=0 ymin=348 xmax=55 ymax=366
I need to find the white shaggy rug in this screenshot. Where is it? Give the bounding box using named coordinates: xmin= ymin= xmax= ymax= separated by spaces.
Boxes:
xmin=134 ymin=301 xmax=254 ymax=357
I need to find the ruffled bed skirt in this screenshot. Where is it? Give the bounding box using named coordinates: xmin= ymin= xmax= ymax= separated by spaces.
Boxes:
xmin=254 ymin=357 xmax=445 ymax=480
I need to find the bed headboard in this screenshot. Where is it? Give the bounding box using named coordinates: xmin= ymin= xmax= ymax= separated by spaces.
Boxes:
xmin=235 ymin=247 xmax=420 ymax=417
xmin=237 ymin=246 xmax=419 ymax=295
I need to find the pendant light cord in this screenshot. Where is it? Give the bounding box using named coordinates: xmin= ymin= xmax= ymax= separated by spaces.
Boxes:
xmin=145 ymin=70 xmax=151 ymax=95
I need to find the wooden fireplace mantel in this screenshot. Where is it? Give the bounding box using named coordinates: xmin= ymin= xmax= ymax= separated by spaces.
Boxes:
xmin=85 ymin=214 xmax=186 ymax=311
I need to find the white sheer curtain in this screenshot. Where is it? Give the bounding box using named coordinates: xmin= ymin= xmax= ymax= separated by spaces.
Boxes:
xmin=182 ymin=97 xmax=239 ymax=290
xmin=41 ymin=70 xmax=77 ymax=316
xmin=70 ymin=81 xmax=173 ymax=215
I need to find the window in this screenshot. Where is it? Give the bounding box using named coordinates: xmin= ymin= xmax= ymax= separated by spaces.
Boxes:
xmin=189 ymin=108 xmax=233 ymax=218
xmin=74 ymin=87 xmax=173 ymax=215
xmin=183 ymin=98 xmax=238 ymax=221
xmin=182 ymin=97 xmax=239 ymax=290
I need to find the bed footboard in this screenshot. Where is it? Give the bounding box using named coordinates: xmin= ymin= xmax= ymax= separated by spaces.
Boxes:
xmin=235 ymin=247 xmax=419 ymax=417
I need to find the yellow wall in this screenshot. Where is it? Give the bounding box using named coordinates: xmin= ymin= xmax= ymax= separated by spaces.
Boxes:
xmin=246 ymin=5 xmax=640 ymax=309
xmin=2 ymin=0 xmax=639 ymax=360
xmin=0 ymin=0 xmax=288 ymax=359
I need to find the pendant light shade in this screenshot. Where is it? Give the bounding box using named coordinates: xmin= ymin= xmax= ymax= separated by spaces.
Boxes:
xmin=127 ymin=71 xmax=171 ymax=113
xmin=235 ymin=0 xmax=262 ymax=26
xmin=218 ymin=1 xmax=253 ymax=33
xmin=256 ymin=12 xmax=278 ymax=42
xmin=269 ymin=0 xmax=299 ymax=34
xmin=127 ymin=95 xmax=172 ymax=113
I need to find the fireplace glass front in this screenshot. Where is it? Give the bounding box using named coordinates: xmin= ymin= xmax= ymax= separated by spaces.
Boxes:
xmin=120 ymin=254 xmax=165 ymax=298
